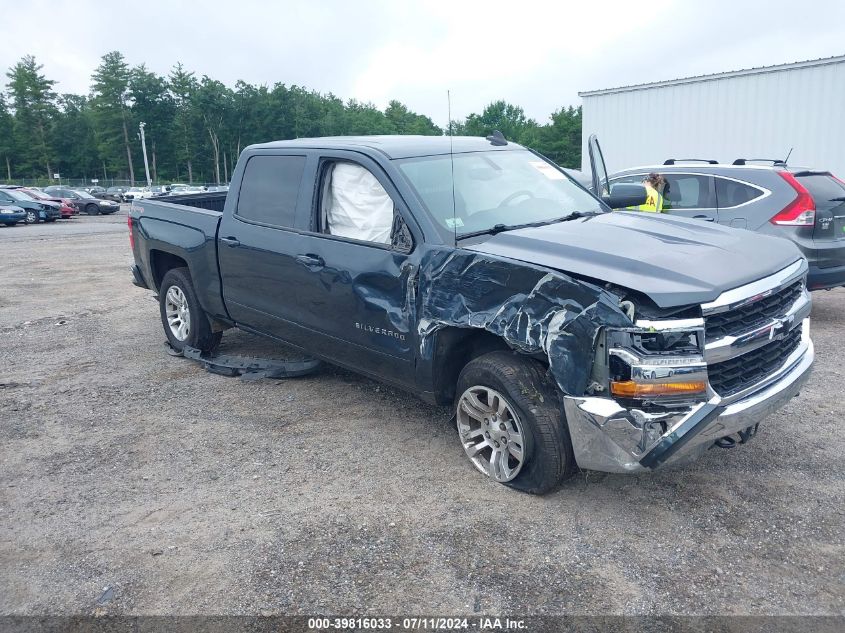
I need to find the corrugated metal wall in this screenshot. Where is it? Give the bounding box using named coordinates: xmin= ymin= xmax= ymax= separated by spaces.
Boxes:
xmin=581 ymin=59 xmax=845 ymax=177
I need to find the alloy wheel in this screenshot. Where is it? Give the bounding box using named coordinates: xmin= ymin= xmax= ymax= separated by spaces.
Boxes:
xmin=165 ymin=286 xmax=191 ymax=341
xmin=456 ymin=386 xmax=526 ymax=482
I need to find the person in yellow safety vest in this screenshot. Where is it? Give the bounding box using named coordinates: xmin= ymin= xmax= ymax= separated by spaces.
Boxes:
xmin=629 ymin=172 xmax=668 ymax=212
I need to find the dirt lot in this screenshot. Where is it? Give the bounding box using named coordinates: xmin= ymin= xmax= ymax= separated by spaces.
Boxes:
xmin=0 ymin=211 xmax=843 ymax=616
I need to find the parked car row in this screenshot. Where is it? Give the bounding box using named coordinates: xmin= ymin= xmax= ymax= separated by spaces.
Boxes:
xmin=78 ymin=184 xmax=230 ymax=201
xmin=44 ymin=186 xmax=121 ymax=215
xmin=0 ymin=186 xmax=63 ymax=224
xmin=0 ymin=183 xmax=125 ymax=225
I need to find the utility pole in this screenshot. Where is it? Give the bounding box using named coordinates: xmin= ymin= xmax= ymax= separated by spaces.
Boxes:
xmin=139 ymin=122 xmax=152 ymax=187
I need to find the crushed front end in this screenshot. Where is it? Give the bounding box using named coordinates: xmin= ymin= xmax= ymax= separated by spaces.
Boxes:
xmin=564 ymin=260 xmax=814 ymax=472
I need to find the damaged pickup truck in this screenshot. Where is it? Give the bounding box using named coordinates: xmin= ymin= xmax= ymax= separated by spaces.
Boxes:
xmin=129 ymin=134 xmax=814 ymax=493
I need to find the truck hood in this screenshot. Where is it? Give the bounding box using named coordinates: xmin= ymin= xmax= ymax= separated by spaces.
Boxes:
xmin=463 ymin=211 xmax=803 ymax=308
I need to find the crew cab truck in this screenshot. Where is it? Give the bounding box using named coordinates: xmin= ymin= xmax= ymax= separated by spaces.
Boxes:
xmin=129 ymin=135 xmax=814 ymax=493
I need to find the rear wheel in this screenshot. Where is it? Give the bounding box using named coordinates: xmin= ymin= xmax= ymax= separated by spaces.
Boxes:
xmin=159 ymin=267 xmax=222 ymax=354
xmin=24 ymin=210 xmax=39 ymax=224
xmin=455 ymin=351 xmax=576 ymax=494
xmin=85 ymin=204 xmax=99 ymax=216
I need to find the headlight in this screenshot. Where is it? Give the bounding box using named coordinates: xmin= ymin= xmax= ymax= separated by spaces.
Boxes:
xmin=604 ymin=323 xmax=707 ymax=402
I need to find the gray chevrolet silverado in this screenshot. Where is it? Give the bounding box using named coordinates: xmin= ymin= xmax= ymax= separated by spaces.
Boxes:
xmin=129 ymin=134 xmax=814 ymax=493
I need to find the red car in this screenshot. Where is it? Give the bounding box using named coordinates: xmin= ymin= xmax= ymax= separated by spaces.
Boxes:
xmin=22 ymin=188 xmax=78 ymax=218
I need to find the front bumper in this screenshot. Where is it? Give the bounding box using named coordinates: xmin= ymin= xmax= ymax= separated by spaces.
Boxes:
xmin=563 ymin=322 xmax=814 ymax=473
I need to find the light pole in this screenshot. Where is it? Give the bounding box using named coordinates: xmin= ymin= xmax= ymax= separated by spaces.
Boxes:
xmin=139 ymin=122 xmax=152 ymax=187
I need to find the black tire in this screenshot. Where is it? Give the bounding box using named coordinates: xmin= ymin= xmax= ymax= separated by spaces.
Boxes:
xmin=455 ymin=351 xmax=576 ymax=494
xmin=159 ymin=267 xmax=222 ymax=354
xmin=46 ymin=218 xmax=56 ymax=223
xmin=24 ymin=210 xmax=40 ymax=224
xmin=85 ymin=204 xmax=100 ymax=216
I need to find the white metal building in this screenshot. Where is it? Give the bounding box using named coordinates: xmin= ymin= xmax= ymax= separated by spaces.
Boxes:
xmin=579 ymin=55 xmax=845 ymax=177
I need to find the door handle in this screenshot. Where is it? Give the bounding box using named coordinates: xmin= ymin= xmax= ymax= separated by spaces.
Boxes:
xmin=295 ymin=254 xmax=325 ymax=268
xmin=693 ymin=215 xmax=715 ymax=222
xmin=220 ymin=236 xmax=240 ymax=246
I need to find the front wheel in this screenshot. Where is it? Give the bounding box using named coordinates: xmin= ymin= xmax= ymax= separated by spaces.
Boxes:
xmin=24 ymin=210 xmax=40 ymax=224
xmin=85 ymin=204 xmax=99 ymax=216
xmin=455 ymin=351 xmax=576 ymax=494
xmin=158 ymin=267 xmax=222 ymax=353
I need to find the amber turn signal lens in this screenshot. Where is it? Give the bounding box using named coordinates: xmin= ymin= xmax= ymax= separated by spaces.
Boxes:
xmin=610 ymin=380 xmax=707 ymax=398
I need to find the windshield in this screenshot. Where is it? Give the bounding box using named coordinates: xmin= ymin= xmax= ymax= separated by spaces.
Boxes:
xmin=75 ymin=190 xmax=95 ymax=199
xmin=23 ymin=189 xmax=47 ymax=199
xmin=4 ymin=189 xmax=33 ymax=201
xmin=796 ymin=174 xmax=845 ymax=211
xmin=397 ymin=150 xmax=602 ymax=238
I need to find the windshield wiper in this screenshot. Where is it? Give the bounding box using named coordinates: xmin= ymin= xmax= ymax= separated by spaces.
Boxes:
xmin=456 ymin=223 xmax=514 ymax=240
xmin=455 ymin=211 xmax=600 ymax=241
xmin=829 ymin=197 xmax=845 ymax=202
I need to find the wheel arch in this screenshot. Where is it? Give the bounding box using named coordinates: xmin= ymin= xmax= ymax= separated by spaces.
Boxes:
xmin=149 ymin=250 xmax=189 ymax=292
xmin=430 ymin=327 xmax=545 ymax=406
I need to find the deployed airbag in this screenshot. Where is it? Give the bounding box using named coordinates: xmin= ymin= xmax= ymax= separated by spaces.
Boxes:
xmin=326 ymin=163 xmax=393 ymax=244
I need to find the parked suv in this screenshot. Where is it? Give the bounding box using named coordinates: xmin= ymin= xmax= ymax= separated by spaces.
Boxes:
xmin=609 ymin=160 xmax=845 ymax=290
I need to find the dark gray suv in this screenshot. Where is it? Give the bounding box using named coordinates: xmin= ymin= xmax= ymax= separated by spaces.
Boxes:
xmin=609 ymin=160 xmax=845 ymax=290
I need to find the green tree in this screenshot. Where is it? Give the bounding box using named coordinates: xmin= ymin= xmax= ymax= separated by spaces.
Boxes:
xmin=460 ymin=100 xmax=539 ymax=146
xmin=1 ymin=50 xmax=586 ymax=183
xmin=91 ymin=51 xmax=135 ymax=183
xmin=534 ymin=106 xmax=582 ymax=168
xmin=194 ymin=77 xmax=232 ymax=184
xmin=52 ymin=94 xmax=99 ymax=180
xmin=130 ymin=64 xmax=175 ymax=182
xmin=169 ymin=62 xmax=199 ymax=182
xmin=5 ymin=55 xmax=57 ymax=178
xmin=0 ymin=93 xmax=13 ymax=180
xmin=343 ymin=99 xmax=393 ymax=135
xmin=385 ymin=100 xmax=442 ymax=135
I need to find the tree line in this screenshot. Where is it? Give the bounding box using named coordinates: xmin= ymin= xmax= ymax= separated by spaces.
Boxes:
xmin=1 ymin=51 xmax=582 ymax=185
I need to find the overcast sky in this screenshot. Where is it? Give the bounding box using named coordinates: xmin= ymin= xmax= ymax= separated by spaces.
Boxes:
xmin=3 ymin=0 xmax=844 ymax=127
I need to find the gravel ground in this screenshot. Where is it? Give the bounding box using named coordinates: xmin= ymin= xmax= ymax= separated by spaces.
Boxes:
xmin=0 ymin=211 xmax=843 ymax=616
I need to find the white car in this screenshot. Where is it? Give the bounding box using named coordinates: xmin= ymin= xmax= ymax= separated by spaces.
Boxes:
xmin=126 ymin=187 xmax=154 ymax=200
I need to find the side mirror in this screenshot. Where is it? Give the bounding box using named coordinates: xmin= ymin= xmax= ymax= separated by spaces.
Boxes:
xmin=603 ymin=183 xmax=648 ymax=209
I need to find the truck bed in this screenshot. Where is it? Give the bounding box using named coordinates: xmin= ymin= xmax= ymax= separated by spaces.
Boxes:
xmin=160 ymin=191 xmax=228 ymax=213
xmin=130 ymin=193 xmax=228 ymax=320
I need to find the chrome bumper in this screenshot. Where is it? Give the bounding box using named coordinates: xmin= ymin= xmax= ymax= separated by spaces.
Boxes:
xmin=563 ymin=322 xmax=814 ymax=473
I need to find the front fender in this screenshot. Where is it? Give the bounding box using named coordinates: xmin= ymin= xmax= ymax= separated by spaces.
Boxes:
xmin=415 ymin=248 xmax=633 ymax=397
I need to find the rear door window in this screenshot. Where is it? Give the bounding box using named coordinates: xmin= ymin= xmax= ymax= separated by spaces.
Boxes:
xmin=236 ymin=155 xmax=306 ymax=228
xmin=715 ymin=177 xmax=764 ymax=208
xmin=663 ymin=174 xmax=715 ymax=209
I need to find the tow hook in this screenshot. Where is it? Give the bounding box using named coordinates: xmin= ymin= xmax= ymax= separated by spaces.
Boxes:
xmin=714 ymin=423 xmax=760 ymax=448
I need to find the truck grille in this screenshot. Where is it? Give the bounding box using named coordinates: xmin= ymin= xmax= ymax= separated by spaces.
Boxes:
xmin=708 ymin=326 xmax=802 ymax=397
xmin=705 ymin=280 xmax=803 ymax=341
